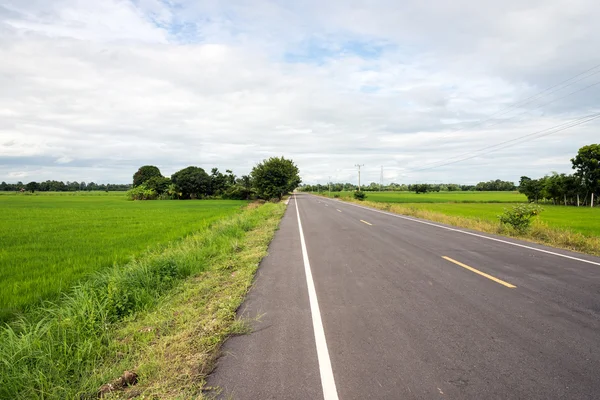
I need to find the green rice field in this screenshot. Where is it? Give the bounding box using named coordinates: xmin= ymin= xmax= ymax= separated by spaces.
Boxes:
xmin=396 ymin=203 xmax=600 ymax=237
xmin=319 ymin=191 xmax=600 ymax=237
xmin=330 ymin=190 xmax=527 ymax=203
xmin=0 ymin=193 xmax=246 ymax=320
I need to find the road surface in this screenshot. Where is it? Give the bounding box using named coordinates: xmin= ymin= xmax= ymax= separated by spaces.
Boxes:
xmin=207 ymin=193 xmax=600 ymax=399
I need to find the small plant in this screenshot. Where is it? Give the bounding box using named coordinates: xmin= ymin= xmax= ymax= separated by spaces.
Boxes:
xmin=498 ymin=204 xmax=543 ymax=233
xmin=333 ymin=193 xmax=340 ymax=198
xmin=353 ymin=191 xmax=366 ymax=201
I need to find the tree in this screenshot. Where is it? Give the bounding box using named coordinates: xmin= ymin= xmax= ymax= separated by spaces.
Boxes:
xmin=171 ymin=166 xmax=211 ymax=199
xmin=25 ymin=182 xmax=39 ymax=193
xmin=251 ymin=157 xmax=301 ymax=200
xmin=571 ymin=144 xmax=600 ymax=200
xmin=519 ymin=176 xmax=543 ymax=203
xmin=210 ymin=168 xmax=228 ymax=195
xmin=413 ymin=184 xmax=428 ymax=194
xmin=133 ymin=165 xmax=162 ymax=187
xmin=145 ymin=176 xmax=171 ymax=195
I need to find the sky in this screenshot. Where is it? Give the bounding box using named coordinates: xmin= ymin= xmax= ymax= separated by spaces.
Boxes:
xmin=1 ymin=0 xmax=599 ymax=185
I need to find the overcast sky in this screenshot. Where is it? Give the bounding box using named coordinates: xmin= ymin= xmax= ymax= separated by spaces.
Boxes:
xmin=1 ymin=0 xmax=599 ymax=185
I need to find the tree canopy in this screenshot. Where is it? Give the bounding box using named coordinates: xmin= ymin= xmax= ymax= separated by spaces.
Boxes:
xmin=170 ymin=166 xmax=211 ymax=199
xmin=571 ymin=144 xmax=600 ymax=196
xmin=133 ymin=165 xmax=162 ymax=187
xmin=251 ymin=157 xmax=301 ymax=200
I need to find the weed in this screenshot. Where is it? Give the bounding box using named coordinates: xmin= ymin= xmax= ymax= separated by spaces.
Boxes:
xmin=353 ymin=191 xmax=367 ymax=201
xmin=498 ymin=204 xmax=543 ymax=233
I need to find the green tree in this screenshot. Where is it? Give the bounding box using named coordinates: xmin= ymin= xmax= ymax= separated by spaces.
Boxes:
xmin=133 ymin=165 xmax=162 ymax=187
xmin=571 ymin=144 xmax=600 ymax=200
xmin=210 ymin=168 xmax=228 ymax=195
xmin=171 ymin=166 xmax=211 ymax=199
xmin=145 ymin=176 xmax=171 ymax=195
xmin=251 ymin=157 xmax=301 ymax=200
xmin=25 ymin=181 xmax=39 ymax=193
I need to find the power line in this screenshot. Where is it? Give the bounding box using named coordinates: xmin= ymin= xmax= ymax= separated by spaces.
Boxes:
xmin=412 ymin=79 xmax=600 ymax=172
xmin=447 ymin=63 xmax=600 ymax=135
xmin=468 ymin=79 xmax=600 ymax=131
xmin=407 ymin=112 xmax=600 ymax=173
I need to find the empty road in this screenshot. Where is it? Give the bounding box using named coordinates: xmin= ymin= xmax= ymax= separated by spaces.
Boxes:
xmin=207 ymin=193 xmax=600 ymax=399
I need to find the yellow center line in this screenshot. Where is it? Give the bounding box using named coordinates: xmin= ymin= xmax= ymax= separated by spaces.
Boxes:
xmin=442 ymin=256 xmax=516 ymax=288
xmin=337 ymin=209 xmax=342 ymax=212
xmin=360 ymin=220 xmax=373 ymax=226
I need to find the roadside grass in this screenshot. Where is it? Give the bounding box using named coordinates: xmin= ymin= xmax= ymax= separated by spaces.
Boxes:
xmin=320 ymin=190 xmax=527 ymax=203
xmin=393 ymin=202 xmax=600 ymax=237
xmin=327 ymin=197 xmax=600 ymax=257
xmin=0 ymin=195 xmax=246 ymax=320
xmin=0 ymin=202 xmax=285 ymax=399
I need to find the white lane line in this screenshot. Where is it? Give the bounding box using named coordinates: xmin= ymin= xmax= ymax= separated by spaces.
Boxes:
xmin=294 ymin=195 xmax=340 ymax=400
xmin=318 ymin=196 xmax=600 ymax=267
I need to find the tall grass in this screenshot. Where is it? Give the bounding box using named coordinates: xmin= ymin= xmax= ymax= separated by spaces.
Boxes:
xmin=0 ymin=203 xmax=281 ymax=399
xmin=0 ymin=195 xmax=245 ymax=320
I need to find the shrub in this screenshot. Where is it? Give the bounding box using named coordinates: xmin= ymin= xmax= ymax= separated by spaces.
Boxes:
xmin=333 ymin=193 xmax=340 ymax=198
xmin=126 ymin=184 xmax=157 ymax=200
xmin=223 ymin=185 xmax=254 ymax=200
xmin=353 ymin=191 xmax=366 ymax=201
xmin=498 ymin=204 xmax=543 ymax=233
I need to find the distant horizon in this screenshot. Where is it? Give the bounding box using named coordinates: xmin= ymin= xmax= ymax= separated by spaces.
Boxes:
xmin=1 ymin=1 xmax=598 ymax=185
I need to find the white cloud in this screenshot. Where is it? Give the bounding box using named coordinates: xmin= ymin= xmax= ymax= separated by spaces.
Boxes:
xmin=0 ymin=0 xmax=599 ymax=185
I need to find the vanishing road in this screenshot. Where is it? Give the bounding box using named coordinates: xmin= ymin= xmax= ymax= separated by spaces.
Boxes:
xmin=207 ymin=193 xmax=600 ymax=399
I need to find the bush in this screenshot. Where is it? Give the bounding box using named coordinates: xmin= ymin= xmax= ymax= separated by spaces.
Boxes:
xmin=126 ymin=184 xmax=157 ymax=200
xmin=498 ymin=204 xmax=543 ymax=233
xmin=353 ymin=191 xmax=366 ymax=201
xmin=222 ymin=185 xmax=254 ymax=200
xmin=333 ymin=193 xmax=340 ymax=198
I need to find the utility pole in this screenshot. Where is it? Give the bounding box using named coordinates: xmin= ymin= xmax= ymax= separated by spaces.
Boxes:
xmin=380 ymin=166 xmax=383 ymax=192
xmin=355 ymin=164 xmax=364 ymax=191
xmin=328 ymin=176 xmax=331 ymax=196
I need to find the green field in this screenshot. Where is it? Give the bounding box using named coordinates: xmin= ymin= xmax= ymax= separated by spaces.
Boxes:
xmin=329 ymin=190 xmax=527 ymax=203
xmin=0 ymin=193 xmax=246 ymax=319
xmin=317 ymin=191 xmax=600 ymax=238
xmin=397 ymin=203 xmax=600 ymax=237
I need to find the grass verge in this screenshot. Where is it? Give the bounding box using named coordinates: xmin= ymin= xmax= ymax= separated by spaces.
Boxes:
xmin=331 ymin=197 xmax=600 ymax=257
xmin=0 ymin=201 xmax=286 ymax=399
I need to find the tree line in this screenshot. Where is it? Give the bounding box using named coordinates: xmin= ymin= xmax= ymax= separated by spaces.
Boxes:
xmin=300 ymin=179 xmax=516 ymax=194
xmin=128 ymin=156 xmax=301 ymax=201
xmin=519 ymin=145 xmax=600 ymax=206
xmin=300 ymin=144 xmax=599 ymax=207
xmin=0 ymin=181 xmax=131 ymax=192
xmin=519 ymin=144 xmax=600 ymax=206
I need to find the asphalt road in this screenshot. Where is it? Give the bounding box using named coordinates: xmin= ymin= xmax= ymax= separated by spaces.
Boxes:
xmin=207 ymin=193 xmax=600 ymax=399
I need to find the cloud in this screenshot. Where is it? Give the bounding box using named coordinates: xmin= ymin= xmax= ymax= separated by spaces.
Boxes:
xmin=0 ymin=0 xmax=599 ymax=185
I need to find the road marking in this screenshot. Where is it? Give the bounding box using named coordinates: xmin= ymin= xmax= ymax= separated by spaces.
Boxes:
xmin=337 ymin=209 xmax=342 ymax=212
xmin=442 ymin=256 xmax=516 ymax=288
xmin=319 ymin=196 xmax=600 ymax=267
xmin=360 ymin=220 xmax=373 ymax=226
xmin=294 ymin=195 xmax=340 ymax=400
